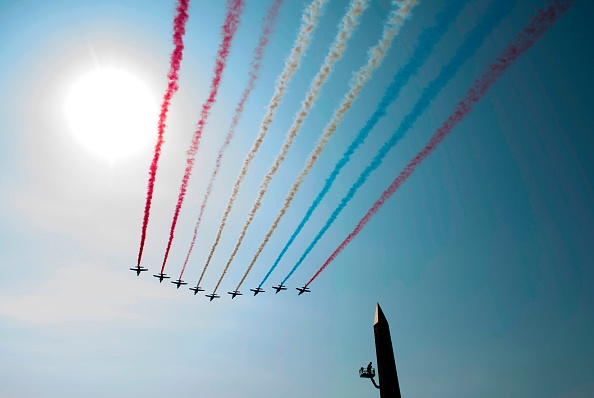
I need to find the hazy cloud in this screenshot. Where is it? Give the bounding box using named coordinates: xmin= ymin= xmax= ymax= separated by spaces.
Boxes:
xmin=0 ymin=262 xmax=175 ymax=325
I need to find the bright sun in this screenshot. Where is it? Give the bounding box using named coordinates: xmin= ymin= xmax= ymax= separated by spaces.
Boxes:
xmin=65 ymin=68 xmax=158 ymax=159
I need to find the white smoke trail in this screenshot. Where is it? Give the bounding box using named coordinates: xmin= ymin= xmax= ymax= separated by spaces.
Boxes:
xmin=198 ymin=0 xmax=328 ymax=286
xmin=212 ymin=0 xmax=371 ymax=293
xmin=235 ymin=0 xmax=419 ymax=290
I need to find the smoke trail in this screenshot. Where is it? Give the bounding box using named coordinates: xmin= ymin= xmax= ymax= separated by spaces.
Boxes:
xmin=211 ymin=0 xmax=371 ymax=294
xmin=137 ymin=0 xmax=189 ymax=267
xmin=196 ymin=0 xmax=329 ymax=287
xmin=258 ymin=0 xmax=467 ymax=288
xmin=282 ymin=0 xmax=516 ymax=284
xmin=178 ymin=0 xmax=284 ymax=281
xmin=235 ymin=0 xmax=420 ymax=291
xmin=160 ymin=0 xmax=244 ymax=273
xmin=306 ymin=0 xmax=574 ymax=286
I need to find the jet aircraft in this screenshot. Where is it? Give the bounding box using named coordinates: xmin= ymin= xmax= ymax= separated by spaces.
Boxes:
xmin=153 ymin=272 xmax=170 ymax=283
xmin=189 ymin=285 xmax=205 ymax=295
xmin=296 ymin=286 xmax=311 ymax=296
xmin=171 ymin=279 xmax=188 ymax=289
xmin=205 ymin=293 xmax=220 ymax=302
xmin=228 ymin=290 xmax=242 ymax=299
xmin=250 ymin=287 xmax=265 ymax=296
xmin=272 ymin=284 xmax=287 ymax=294
xmin=130 ymin=265 xmax=148 ymax=276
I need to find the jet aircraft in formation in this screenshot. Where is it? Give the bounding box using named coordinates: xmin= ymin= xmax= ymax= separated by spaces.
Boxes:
xmin=206 ymin=293 xmax=220 ymax=302
xmin=189 ymin=285 xmax=205 ymax=295
xmin=171 ymin=279 xmax=188 ymax=289
xmin=134 ymin=268 xmax=311 ymax=297
xmin=130 ymin=265 xmax=148 ymax=276
xmin=153 ymin=272 xmax=170 ymax=283
xmin=296 ymin=286 xmax=311 ymax=296
xmin=272 ymin=284 xmax=287 ymax=293
xmin=250 ymin=287 xmax=265 ymax=296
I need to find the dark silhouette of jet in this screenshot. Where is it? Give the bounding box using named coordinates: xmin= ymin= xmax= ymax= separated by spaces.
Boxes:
xmin=153 ymin=272 xmax=170 ymax=283
xmin=171 ymin=279 xmax=188 ymax=289
xmin=130 ymin=265 xmax=148 ymax=276
xmin=272 ymin=284 xmax=287 ymax=293
xmin=205 ymin=293 xmax=220 ymax=302
xmin=189 ymin=285 xmax=205 ymax=295
xmin=228 ymin=290 xmax=242 ymax=299
xmin=250 ymin=287 xmax=265 ymax=296
xmin=296 ymin=286 xmax=311 ymax=295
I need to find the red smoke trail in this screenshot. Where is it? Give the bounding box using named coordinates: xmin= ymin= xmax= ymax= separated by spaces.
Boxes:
xmin=306 ymin=0 xmax=573 ymax=286
xmin=137 ymin=0 xmax=190 ymax=267
xmin=178 ymin=0 xmax=283 ymax=280
xmin=160 ymin=0 xmax=245 ymax=273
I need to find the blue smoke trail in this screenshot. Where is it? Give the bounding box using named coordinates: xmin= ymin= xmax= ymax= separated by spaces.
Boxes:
xmin=281 ymin=0 xmax=515 ymax=284
xmin=258 ymin=0 xmax=469 ymax=288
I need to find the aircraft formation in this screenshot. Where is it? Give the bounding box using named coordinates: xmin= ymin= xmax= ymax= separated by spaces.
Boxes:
xmin=129 ymin=267 xmax=310 ymax=301
xmin=130 ymin=0 xmax=572 ymax=302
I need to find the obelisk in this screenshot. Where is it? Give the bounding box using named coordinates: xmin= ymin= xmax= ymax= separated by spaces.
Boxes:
xmin=374 ymin=303 xmax=401 ymax=397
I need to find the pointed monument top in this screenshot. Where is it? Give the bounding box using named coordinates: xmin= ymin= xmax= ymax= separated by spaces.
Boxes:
xmin=374 ymin=302 xmax=387 ymax=325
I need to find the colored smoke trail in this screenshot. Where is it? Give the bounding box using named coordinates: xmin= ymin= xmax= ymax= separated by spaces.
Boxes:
xmin=306 ymin=0 xmax=574 ymax=286
xmin=236 ymin=0 xmax=421 ymax=291
xmin=212 ymin=0 xmax=371 ymax=293
xmin=160 ymin=0 xmax=244 ymax=274
xmin=258 ymin=0 xmax=467 ymax=288
xmin=282 ymin=0 xmax=516 ymax=284
xmin=137 ymin=0 xmax=189 ymax=267
xmin=177 ymin=0 xmax=284 ymax=281
xmin=197 ymin=0 xmax=328 ymax=287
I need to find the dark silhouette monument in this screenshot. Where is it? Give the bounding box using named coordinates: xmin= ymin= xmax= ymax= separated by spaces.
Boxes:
xmin=360 ymin=303 xmax=401 ymax=397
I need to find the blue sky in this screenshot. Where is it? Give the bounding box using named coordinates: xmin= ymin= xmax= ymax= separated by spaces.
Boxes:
xmin=0 ymin=0 xmax=592 ymax=397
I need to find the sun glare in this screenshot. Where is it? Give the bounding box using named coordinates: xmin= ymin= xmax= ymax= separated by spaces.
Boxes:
xmin=65 ymin=68 xmax=158 ymax=160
